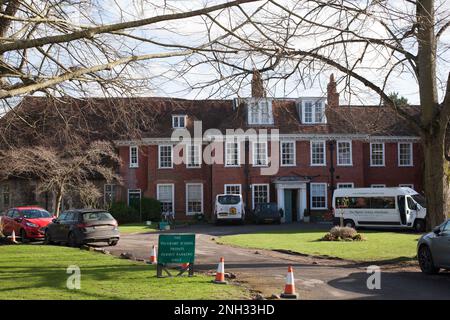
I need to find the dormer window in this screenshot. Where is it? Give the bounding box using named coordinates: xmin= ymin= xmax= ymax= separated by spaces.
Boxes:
xmin=301 ymin=100 xmax=326 ymax=124
xmin=248 ymin=99 xmax=273 ymax=125
xmin=172 ymin=115 xmax=187 ymax=128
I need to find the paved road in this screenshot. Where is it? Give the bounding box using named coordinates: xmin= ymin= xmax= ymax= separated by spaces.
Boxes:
xmin=103 ymin=224 xmax=450 ymax=300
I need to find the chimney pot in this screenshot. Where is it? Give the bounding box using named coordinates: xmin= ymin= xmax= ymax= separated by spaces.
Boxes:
xmin=251 ymin=69 xmax=266 ymax=98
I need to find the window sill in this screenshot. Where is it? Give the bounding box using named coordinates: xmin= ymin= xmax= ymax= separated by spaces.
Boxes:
xmin=310 ymin=163 xmax=326 ymax=167
xmin=281 ymin=164 xmax=296 ymax=167
xmin=337 ymin=164 xmax=353 ymax=167
xmin=158 ymin=167 xmax=174 ymax=169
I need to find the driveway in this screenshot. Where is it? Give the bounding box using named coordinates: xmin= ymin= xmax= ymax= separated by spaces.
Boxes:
xmin=104 ymin=223 xmax=450 ymax=300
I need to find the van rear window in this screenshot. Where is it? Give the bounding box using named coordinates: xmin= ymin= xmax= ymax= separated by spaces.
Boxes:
xmin=336 ymin=197 xmax=395 ymax=209
xmin=218 ymin=195 xmax=241 ymax=205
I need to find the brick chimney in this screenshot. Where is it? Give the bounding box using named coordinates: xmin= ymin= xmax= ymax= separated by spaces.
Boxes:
xmin=251 ymin=69 xmax=266 ymax=98
xmin=327 ymin=73 xmax=339 ymax=107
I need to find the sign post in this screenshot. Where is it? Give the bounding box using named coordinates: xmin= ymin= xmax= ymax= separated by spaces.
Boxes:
xmin=157 ymin=234 xmax=196 ymax=277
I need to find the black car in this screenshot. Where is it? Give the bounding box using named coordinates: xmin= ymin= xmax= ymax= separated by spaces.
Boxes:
xmin=45 ymin=209 xmax=120 ymax=247
xmin=253 ymin=203 xmax=282 ymax=224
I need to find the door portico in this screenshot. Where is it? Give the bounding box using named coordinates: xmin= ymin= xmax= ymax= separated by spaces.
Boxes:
xmin=273 ymin=177 xmax=309 ymax=223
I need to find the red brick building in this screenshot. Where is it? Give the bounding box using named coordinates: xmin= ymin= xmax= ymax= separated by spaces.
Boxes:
xmin=113 ymin=73 xmax=422 ymax=222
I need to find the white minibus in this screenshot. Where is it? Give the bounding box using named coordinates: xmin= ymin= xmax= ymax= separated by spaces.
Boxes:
xmin=214 ymin=194 xmax=245 ymax=224
xmin=332 ymin=187 xmax=427 ymax=232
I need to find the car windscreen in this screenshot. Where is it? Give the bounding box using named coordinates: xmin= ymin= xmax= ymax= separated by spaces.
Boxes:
xmin=217 ymin=195 xmax=241 ymax=205
xmin=257 ymin=203 xmax=278 ymax=211
xmin=412 ymin=194 xmax=427 ymax=207
xmin=21 ymin=209 xmax=52 ymax=218
xmin=83 ymin=212 xmax=114 ymax=222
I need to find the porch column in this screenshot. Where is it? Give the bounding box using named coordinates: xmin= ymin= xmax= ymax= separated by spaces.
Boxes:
xmin=276 ymin=185 xmax=285 ymax=223
xmin=299 ymin=186 xmax=307 ymax=220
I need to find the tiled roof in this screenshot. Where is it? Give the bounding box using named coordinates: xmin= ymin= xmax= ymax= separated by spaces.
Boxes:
xmin=0 ymin=96 xmax=420 ymax=149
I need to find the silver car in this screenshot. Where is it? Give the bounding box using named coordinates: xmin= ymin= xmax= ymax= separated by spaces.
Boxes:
xmin=417 ymin=219 xmax=450 ymax=274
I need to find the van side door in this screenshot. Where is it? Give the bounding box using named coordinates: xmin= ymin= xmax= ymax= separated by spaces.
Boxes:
xmin=398 ymin=196 xmax=407 ymax=225
xmin=406 ymin=196 xmax=418 ymax=226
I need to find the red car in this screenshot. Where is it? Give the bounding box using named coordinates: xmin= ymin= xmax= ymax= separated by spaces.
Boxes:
xmin=1 ymin=206 xmax=54 ymax=241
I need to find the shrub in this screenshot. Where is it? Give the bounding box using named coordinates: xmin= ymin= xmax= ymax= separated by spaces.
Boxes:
xmin=109 ymin=201 xmax=139 ymax=224
xmin=141 ymin=197 xmax=161 ymax=222
xmin=321 ymin=226 xmax=365 ymax=242
xmin=330 ymin=226 xmax=357 ymax=239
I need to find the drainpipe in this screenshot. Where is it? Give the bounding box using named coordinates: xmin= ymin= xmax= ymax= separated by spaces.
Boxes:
xmin=210 ymin=160 xmax=214 ymax=221
xmin=244 ymin=140 xmax=250 ymax=213
xmin=329 ymin=140 xmax=336 ymax=210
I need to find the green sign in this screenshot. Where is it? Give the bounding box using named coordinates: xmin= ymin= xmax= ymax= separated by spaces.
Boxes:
xmin=157 ymin=234 xmax=196 ymax=264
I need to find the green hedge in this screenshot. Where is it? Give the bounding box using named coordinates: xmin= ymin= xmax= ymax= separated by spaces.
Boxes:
xmin=109 ymin=202 xmax=139 ymax=224
xmin=109 ymin=198 xmax=161 ymax=224
xmin=141 ymin=197 xmax=161 ymax=221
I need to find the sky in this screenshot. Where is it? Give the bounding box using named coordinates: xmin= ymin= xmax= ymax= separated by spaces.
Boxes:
xmin=6 ymin=0 xmax=450 ymax=106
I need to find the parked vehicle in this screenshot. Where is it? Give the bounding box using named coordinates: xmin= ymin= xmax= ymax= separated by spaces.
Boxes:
xmin=214 ymin=194 xmax=245 ymax=224
xmin=45 ymin=209 xmax=119 ymax=247
xmin=417 ymin=219 xmax=450 ymax=274
xmin=253 ymin=202 xmax=282 ymax=224
xmin=332 ymin=187 xmax=427 ymax=232
xmin=1 ymin=206 xmax=54 ymax=241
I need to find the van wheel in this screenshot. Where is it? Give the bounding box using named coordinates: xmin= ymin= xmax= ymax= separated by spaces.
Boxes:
xmin=343 ymin=219 xmax=355 ymax=229
xmin=414 ymin=219 xmax=426 ymax=233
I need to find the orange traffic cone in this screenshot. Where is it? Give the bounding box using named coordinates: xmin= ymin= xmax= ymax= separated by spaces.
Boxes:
xmin=280 ymin=266 xmax=298 ymax=299
xmin=212 ymin=257 xmax=227 ymax=284
xmin=149 ymin=245 xmax=157 ymax=264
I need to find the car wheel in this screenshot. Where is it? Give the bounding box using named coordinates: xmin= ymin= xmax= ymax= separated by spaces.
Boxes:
xmin=108 ymin=239 xmax=118 ymax=246
xmin=344 ymin=219 xmax=355 ymax=229
xmin=414 ymin=219 xmax=426 ymax=233
xmin=67 ymin=232 xmax=78 ymax=248
xmin=20 ymin=229 xmax=29 ymax=243
xmin=44 ymin=230 xmax=53 ymax=245
xmin=418 ymin=245 xmax=440 ymax=274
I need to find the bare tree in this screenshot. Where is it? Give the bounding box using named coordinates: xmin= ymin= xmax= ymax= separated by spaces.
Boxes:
xmin=0 ymin=0 xmax=263 ymax=100
xmin=176 ymin=0 xmax=449 ymax=229
xmin=0 ymin=140 xmax=121 ymax=216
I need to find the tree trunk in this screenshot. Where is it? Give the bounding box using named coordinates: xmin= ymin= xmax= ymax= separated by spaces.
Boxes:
xmin=54 ymin=188 xmax=64 ymax=217
xmin=422 ymin=131 xmax=449 ymax=230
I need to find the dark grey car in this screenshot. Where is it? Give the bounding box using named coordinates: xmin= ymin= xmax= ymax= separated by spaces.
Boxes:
xmin=417 ymin=219 xmax=450 ymax=274
xmin=253 ymin=203 xmax=282 ymax=224
xmin=45 ymin=209 xmax=120 ymax=247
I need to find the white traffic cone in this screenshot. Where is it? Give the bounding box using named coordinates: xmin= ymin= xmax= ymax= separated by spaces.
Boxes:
xmin=11 ymin=230 xmax=17 ymax=243
xmin=149 ymin=245 xmax=157 ymax=264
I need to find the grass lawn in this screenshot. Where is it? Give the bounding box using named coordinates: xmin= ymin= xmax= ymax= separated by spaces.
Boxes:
xmin=218 ymin=229 xmax=421 ymax=263
xmin=119 ymin=223 xmax=159 ymax=234
xmin=0 ymin=245 xmax=249 ymax=300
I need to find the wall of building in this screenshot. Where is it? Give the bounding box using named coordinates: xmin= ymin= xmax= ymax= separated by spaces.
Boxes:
xmin=118 ymin=140 xmax=423 ymax=222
